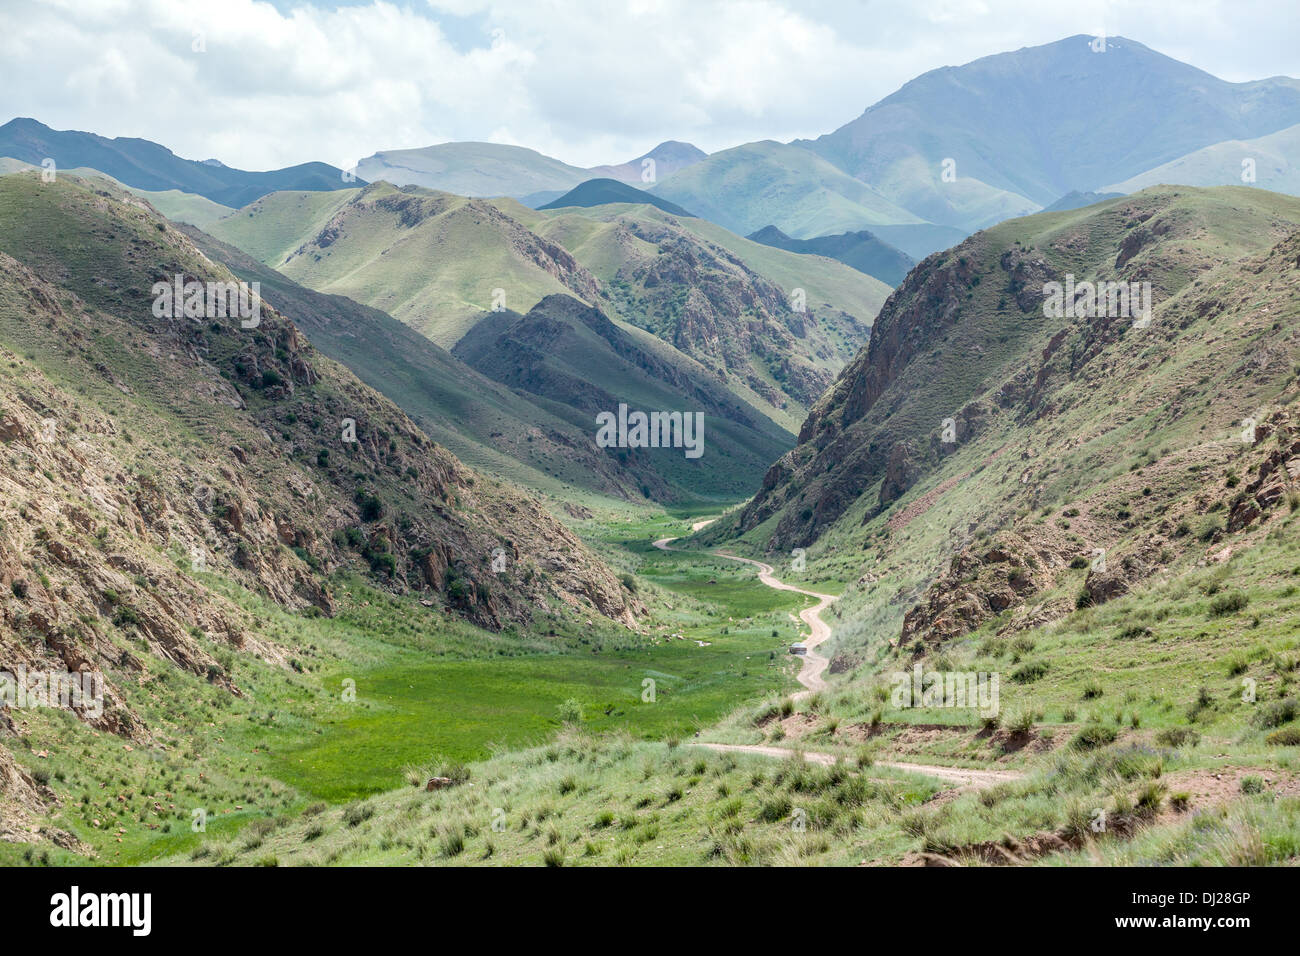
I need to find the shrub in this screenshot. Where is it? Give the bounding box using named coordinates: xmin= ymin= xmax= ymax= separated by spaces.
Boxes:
xmin=1265 ymin=727 xmax=1300 ymax=746
xmin=1011 ymin=660 xmax=1048 ymax=683
xmin=342 ymin=802 xmax=374 ymax=827
xmin=1208 ymin=591 xmax=1248 ymax=617
xmin=1253 ymin=698 xmax=1297 ymax=729
xmin=1156 ymin=727 xmax=1200 ymax=748
xmin=556 ymin=698 xmax=584 ymax=724
xmin=354 ymin=489 xmax=384 ymax=522
xmin=1070 ymin=722 xmax=1118 ymax=750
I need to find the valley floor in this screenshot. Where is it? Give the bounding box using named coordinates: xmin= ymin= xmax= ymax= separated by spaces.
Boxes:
xmin=5 ymin=509 xmax=1298 ymax=867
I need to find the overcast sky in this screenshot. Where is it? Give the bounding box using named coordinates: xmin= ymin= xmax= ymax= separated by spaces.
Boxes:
xmin=0 ymin=0 xmax=1295 ymax=171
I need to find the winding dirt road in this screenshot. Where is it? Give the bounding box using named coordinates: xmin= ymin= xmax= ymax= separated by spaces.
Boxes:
xmin=652 ymin=527 xmax=835 ymax=699
xmin=652 ymin=521 xmax=1022 ymax=790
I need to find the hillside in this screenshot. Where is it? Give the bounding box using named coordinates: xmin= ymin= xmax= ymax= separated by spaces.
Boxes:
xmin=507 ymin=201 xmax=890 ymax=424
xmin=746 ymin=224 xmax=915 ymax=287
xmin=0 ymin=172 xmax=641 ymax=740
xmin=585 ymin=141 xmax=707 ymax=185
xmin=649 ymin=140 xmax=924 ymax=239
xmin=709 ymin=186 xmax=1300 ymax=684
xmin=0 ymin=118 xmax=359 ymax=207
xmin=805 ymin=36 xmax=1300 ymax=227
xmin=210 ymin=183 xmax=885 ymax=431
xmin=1103 ymin=124 xmax=1300 ymax=196
xmin=539 ymin=178 xmax=695 ymax=217
xmin=356 ymin=141 xmax=590 ymax=198
xmin=209 ymin=182 xmax=605 ymax=348
xmin=453 ymin=294 xmax=793 ymax=500
xmin=180 ymin=225 xmax=690 ymax=503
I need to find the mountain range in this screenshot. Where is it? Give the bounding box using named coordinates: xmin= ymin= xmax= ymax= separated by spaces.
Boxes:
xmin=5 ymin=28 xmax=1300 ymax=870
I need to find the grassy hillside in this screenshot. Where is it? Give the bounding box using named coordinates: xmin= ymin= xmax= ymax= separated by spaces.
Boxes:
xmin=209 ymin=182 xmax=603 ymax=349
xmin=211 ymin=182 xmax=882 ymax=432
xmin=650 ymin=140 xmax=924 ymax=239
xmin=506 ymin=200 xmax=890 ymax=427
xmin=181 ymin=225 xmax=693 ymax=504
xmin=452 ymin=294 xmax=794 ymax=501
xmin=0 ymin=169 xmax=639 ymax=675
xmin=1103 ymin=124 xmax=1300 ymax=196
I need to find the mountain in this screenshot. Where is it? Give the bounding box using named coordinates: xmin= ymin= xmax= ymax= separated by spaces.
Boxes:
xmin=732 ymin=186 xmax=1300 ymax=554
xmin=356 ymin=140 xmax=707 ymax=200
xmin=805 ymin=36 xmax=1300 ymax=224
xmin=0 ymin=118 xmax=359 ymax=207
xmin=181 ymin=225 xmax=702 ymax=503
xmin=585 ymin=140 xmax=707 ymax=185
xmin=1102 ymin=123 xmax=1300 ymax=196
xmin=649 ymin=140 xmax=924 ymax=239
xmin=746 ymin=224 xmax=915 ymax=287
xmin=210 ymin=181 xmax=885 ymax=431
xmin=355 ymin=141 xmax=590 ymax=198
xmin=539 ymin=178 xmax=695 ymax=217
xmin=507 ymin=201 xmax=890 ymax=425
xmin=858 ymin=222 xmax=970 ymax=261
xmin=0 ymin=170 xmax=643 ymax=749
xmin=452 ymin=294 xmax=793 ymax=500
xmin=206 ymin=183 xmax=806 ymax=495
xmin=208 ymin=182 xmax=605 ymax=348
xmin=1041 ymin=190 xmax=1124 ymax=213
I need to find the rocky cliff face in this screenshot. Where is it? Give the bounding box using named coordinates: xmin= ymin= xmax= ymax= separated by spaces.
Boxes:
xmin=730 ymin=187 xmax=1300 ymax=653
xmin=603 ymin=217 xmax=868 ymax=410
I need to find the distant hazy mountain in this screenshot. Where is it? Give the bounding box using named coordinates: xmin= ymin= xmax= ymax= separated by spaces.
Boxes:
xmin=539 ymin=178 xmax=695 ymax=216
xmin=357 ymin=139 xmax=707 ymax=199
xmin=585 ymin=140 xmax=706 ymax=184
xmin=356 ymin=141 xmax=591 ymax=198
xmin=1041 ymin=190 xmax=1124 ymax=212
xmin=806 ymin=36 xmax=1300 ymax=215
xmin=650 ymin=140 xmax=922 ymax=239
xmin=0 ymin=117 xmax=359 ymax=207
xmin=863 ymin=223 xmax=970 ymax=261
xmin=1102 ymin=123 xmax=1300 ymax=196
xmin=746 ymin=224 xmax=915 ymax=287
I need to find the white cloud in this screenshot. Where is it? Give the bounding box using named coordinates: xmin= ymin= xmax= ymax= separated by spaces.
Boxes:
xmin=0 ymin=0 xmax=1294 ymax=171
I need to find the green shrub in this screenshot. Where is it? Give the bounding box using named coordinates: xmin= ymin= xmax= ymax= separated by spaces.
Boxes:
xmin=1208 ymin=591 xmax=1248 ymax=617
xmin=1011 ymin=660 xmax=1048 ymax=683
xmin=1071 ymin=722 xmax=1118 ymax=750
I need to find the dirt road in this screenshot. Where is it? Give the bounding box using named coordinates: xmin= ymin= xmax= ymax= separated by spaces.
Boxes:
xmin=652 ymin=531 xmax=835 ymax=698
xmin=690 ymin=742 xmax=1022 ymax=789
xmin=653 ymin=520 xmax=1023 ymax=791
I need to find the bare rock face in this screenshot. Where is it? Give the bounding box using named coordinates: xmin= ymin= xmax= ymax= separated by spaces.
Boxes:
xmin=899 ymin=531 xmax=1062 ymax=648
xmin=879 ymin=441 xmax=921 ymax=507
